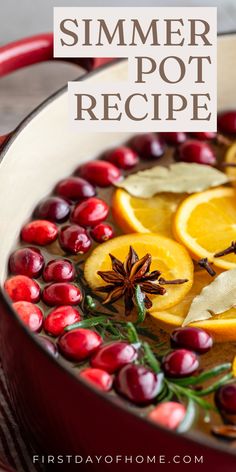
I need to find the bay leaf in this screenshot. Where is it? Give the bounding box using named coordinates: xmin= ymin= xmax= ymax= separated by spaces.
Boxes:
xmin=116 ymin=163 xmax=229 ymax=197
xmin=183 ymin=269 xmax=236 ymax=326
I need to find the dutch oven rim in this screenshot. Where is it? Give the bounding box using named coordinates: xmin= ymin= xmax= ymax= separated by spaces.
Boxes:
xmin=1 ymin=31 xmax=236 ymax=459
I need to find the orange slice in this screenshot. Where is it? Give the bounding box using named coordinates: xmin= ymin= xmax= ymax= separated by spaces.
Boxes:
xmin=112 ymin=188 xmax=185 ymax=238
xmin=84 ymin=233 xmax=193 ymax=312
xmin=173 ymin=187 xmax=236 ymax=270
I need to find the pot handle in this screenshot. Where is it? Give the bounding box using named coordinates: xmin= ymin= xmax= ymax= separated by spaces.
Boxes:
xmin=0 ymin=32 xmax=114 ymax=147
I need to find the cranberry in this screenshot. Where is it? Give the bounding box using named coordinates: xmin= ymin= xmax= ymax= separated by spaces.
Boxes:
xmin=162 ymin=349 xmax=199 ymax=378
xmin=38 ymin=336 xmax=58 ymax=357
xmin=71 ymin=198 xmax=109 ymax=227
xmin=9 ymin=247 xmax=44 ymax=278
xmin=34 ymin=196 xmax=70 ymax=222
xmin=176 ymin=140 xmax=216 ymax=165
xmin=55 ymin=176 xmax=96 ymax=202
xmin=91 ymin=341 xmax=137 ymax=373
xmin=215 ymin=384 xmax=236 ymax=415
xmin=76 ymin=160 xmax=121 ymax=187
xmin=148 ymin=401 xmax=186 ymax=430
xmin=90 ymin=223 xmax=114 ymax=243
xmin=218 ymin=111 xmax=236 ymax=134
xmin=12 ymin=301 xmax=43 ymax=332
xmin=58 ymin=328 xmax=102 ymax=361
xmin=44 ymin=306 xmax=81 ymax=337
xmin=170 ymin=327 xmax=213 ymax=354
xmin=21 ymin=220 xmax=58 ymax=246
xmin=130 ymin=133 xmax=165 ymax=159
xmin=4 ymin=275 xmax=40 ymax=303
xmin=59 ymin=225 xmax=91 ymax=254
xmin=115 ymin=364 xmax=163 ymax=406
xmin=80 ymin=368 xmax=113 ymax=391
xmin=43 ymin=259 xmax=75 ymax=282
xmin=162 ymin=132 xmax=187 ymax=146
xmin=42 ymin=283 xmax=82 ymax=306
xmin=105 ymin=146 xmax=139 ymax=170
xmin=190 ymin=132 xmax=216 ymax=140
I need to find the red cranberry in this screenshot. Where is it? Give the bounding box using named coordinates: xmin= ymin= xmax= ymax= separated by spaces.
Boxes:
xmin=42 ymin=283 xmax=82 ymax=306
xmin=91 ymin=341 xmax=137 ymax=373
xmin=80 ymin=368 xmax=113 ymax=391
xmin=162 ymin=349 xmax=199 ymax=378
xmin=170 ymin=327 xmax=213 ymax=354
xmin=190 ymin=132 xmax=216 ymax=140
xmin=114 ymin=364 xmax=163 ymax=405
xmin=218 ymin=111 xmax=236 ymax=134
xmin=130 ymin=133 xmax=165 ymax=159
xmin=55 ymin=176 xmax=96 ymax=202
xmin=176 ymin=140 xmax=216 ymax=165
xmin=90 ymin=223 xmax=114 ymax=243
xmin=105 ymin=146 xmax=139 ymax=170
xmin=43 ymin=259 xmax=75 ymax=282
xmin=38 ymin=336 xmax=58 ymax=357
xmin=34 ymin=196 xmax=70 ymax=222
xmin=44 ymin=306 xmax=81 ymax=337
xmin=76 ymin=160 xmax=121 ymax=187
xmin=59 ymin=225 xmax=91 ymax=254
xmin=58 ymin=328 xmax=102 ymax=361
xmin=162 ymin=132 xmax=187 ymax=146
xmin=71 ymin=198 xmax=109 ymax=227
xmin=148 ymin=401 xmax=186 ymax=430
xmin=215 ymin=384 xmax=236 ymax=415
xmin=4 ymin=275 xmax=40 ymax=303
xmin=21 ymin=220 xmax=58 ymax=246
xmin=12 ymin=301 xmax=43 ymax=332
xmin=9 ymin=247 xmax=44 ymax=278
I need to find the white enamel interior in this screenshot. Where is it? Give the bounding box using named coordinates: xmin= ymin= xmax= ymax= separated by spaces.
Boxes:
xmin=0 ymin=34 xmax=235 ymax=282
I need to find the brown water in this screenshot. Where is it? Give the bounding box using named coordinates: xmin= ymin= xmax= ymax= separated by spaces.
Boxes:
xmin=10 ymin=138 xmax=236 ymax=454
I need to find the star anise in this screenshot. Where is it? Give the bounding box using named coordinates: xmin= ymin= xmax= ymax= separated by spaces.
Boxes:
xmin=95 ymin=246 xmax=188 ymax=316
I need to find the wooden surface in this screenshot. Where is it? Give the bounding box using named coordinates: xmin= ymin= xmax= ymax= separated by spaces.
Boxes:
xmin=0 ymin=62 xmax=83 ymax=135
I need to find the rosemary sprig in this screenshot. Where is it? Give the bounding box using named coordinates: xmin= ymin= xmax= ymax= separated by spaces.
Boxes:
xmin=64 ymin=316 xmax=108 ymax=331
xmin=68 ymin=281 xmax=232 ymax=432
xmin=195 ymin=372 xmax=233 ymax=396
xmin=126 ymin=321 xmax=140 ymax=344
xmin=105 ymin=320 xmax=127 ymax=340
xmin=85 ymin=294 xmax=116 ymax=317
xmin=168 ymin=382 xmax=214 ymax=411
xmin=85 ymin=295 xmax=96 ymax=311
xmin=135 ymin=327 xmax=160 ymax=343
xmin=82 ymin=293 xmax=161 ymax=343
xmin=66 ymin=295 xmax=232 ymax=409
xmin=158 ymin=386 xmax=173 ymax=403
xmin=177 ymin=399 xmax=196 ymax=433
xmin=170 ymin=363 xmax=232 ymax=387
xmin=142 ymin=341 xmax=162 ymax=373
xmin=134 ymin=285 xmax=146 ymax=324
xmin=138 ymin=334 xmax=230 ymax=415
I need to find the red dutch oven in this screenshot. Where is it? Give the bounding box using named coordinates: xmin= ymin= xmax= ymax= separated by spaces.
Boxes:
xmin=0 ymin=33 xmax=236 ymax=472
